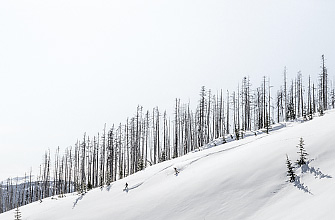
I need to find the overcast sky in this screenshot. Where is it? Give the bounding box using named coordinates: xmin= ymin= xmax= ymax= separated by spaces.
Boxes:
xmin=1 ymin=0 xmax=334 ymax=181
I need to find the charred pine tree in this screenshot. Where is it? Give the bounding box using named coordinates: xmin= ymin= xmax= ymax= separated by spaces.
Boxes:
xmin=80 ymin=134 xmax=87 ymax=192
xmin=284 ymin=67 xmax=288 ymax=121
xmin=307 ymin=75 xmax=313 ymax=119
xmin=226 ymin=90 xmax=230 ymax=134
xmin=206 ymin=89 xmax=211 ymax=143
xmin=276 ymin=89 xmax=283 ymax=123
xmin=114 ymin=126 xmax=120 ymax=180
xmin=199 ymin=87 xmax=206 ymax=147
xmin=99 ymin=126 xmax=106 ymax=187
xmin=173 ymin=99 xmax=180 ymax=158
xmin=145 ymin=111 xmax=150 ymax=167
xmin=106 ymin=126 xmax=114 ymax=185
xmin=321 ymin=54 xmax=328 ymax=111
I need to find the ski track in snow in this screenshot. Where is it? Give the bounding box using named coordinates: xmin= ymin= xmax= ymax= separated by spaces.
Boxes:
xmin=178 ymin=134 xmax=268 ymax=170
xmin=72 ymin=193 xmax=85 ymax=209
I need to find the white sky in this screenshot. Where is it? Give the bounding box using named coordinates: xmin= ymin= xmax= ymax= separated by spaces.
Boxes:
xmin=1 ymin=0 xmax=335 ymax=181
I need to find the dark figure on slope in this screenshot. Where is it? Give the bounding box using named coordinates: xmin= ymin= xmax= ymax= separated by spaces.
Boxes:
xmin=124 ymin=182 xmax=128 ymax=191
xmin=174 ymin=167 xmax=179 ymax=176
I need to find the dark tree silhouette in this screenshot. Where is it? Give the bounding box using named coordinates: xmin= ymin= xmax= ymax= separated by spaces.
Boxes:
xmin=296 ymin=137 xmax=308 ymax=167
xmin=286 ymin=154 xmax=296 ymax=183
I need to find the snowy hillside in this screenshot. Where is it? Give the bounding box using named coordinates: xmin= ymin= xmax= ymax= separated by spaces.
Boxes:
xmin=1 ymin=111 xmax=335 ymax=220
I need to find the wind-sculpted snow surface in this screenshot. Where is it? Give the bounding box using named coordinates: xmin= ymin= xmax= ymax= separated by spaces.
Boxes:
xmin=1 ymin=111 xmax=335 ymax=220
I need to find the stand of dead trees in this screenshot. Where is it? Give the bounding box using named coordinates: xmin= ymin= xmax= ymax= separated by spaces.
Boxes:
xmin=1 ymin=55 xmax=334 ymax=213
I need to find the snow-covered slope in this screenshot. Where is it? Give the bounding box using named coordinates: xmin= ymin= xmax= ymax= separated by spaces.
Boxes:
xmin=1 ymin=111 xmax=335 ymax=220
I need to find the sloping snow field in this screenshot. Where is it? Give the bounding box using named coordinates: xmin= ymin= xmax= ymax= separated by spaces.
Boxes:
xmin=1 ymin=111 xmax=335 ymax=220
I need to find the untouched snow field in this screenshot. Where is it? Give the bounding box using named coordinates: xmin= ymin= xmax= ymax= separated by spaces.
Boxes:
xmin=1 ymin=111 xmax=335 ymax=220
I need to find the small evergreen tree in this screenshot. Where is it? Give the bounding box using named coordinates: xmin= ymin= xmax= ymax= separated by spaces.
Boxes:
xmin=286 ymin=102 xmax=296 ymax=120
xmin=14 ymin=206 xmax=21 ymax=220
xmin=234 ymin=126 xmax=240 ymax=140
xmin=286 ymin=154 xmax=295 ymax=182
xmin=318 ymin=106 xmax=324 ymax=116
xmin=136 ymin=157 xmax=144 ymax=172
xmin=87 ymin=181 xmax=92 ymax=190
xmin=160 ymin=151 xmax=167 ymax=162
xmin=296 ymin=137 xmax=308 ymax=166
xmin=105 ymin=173 xmax=112 ymax=186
